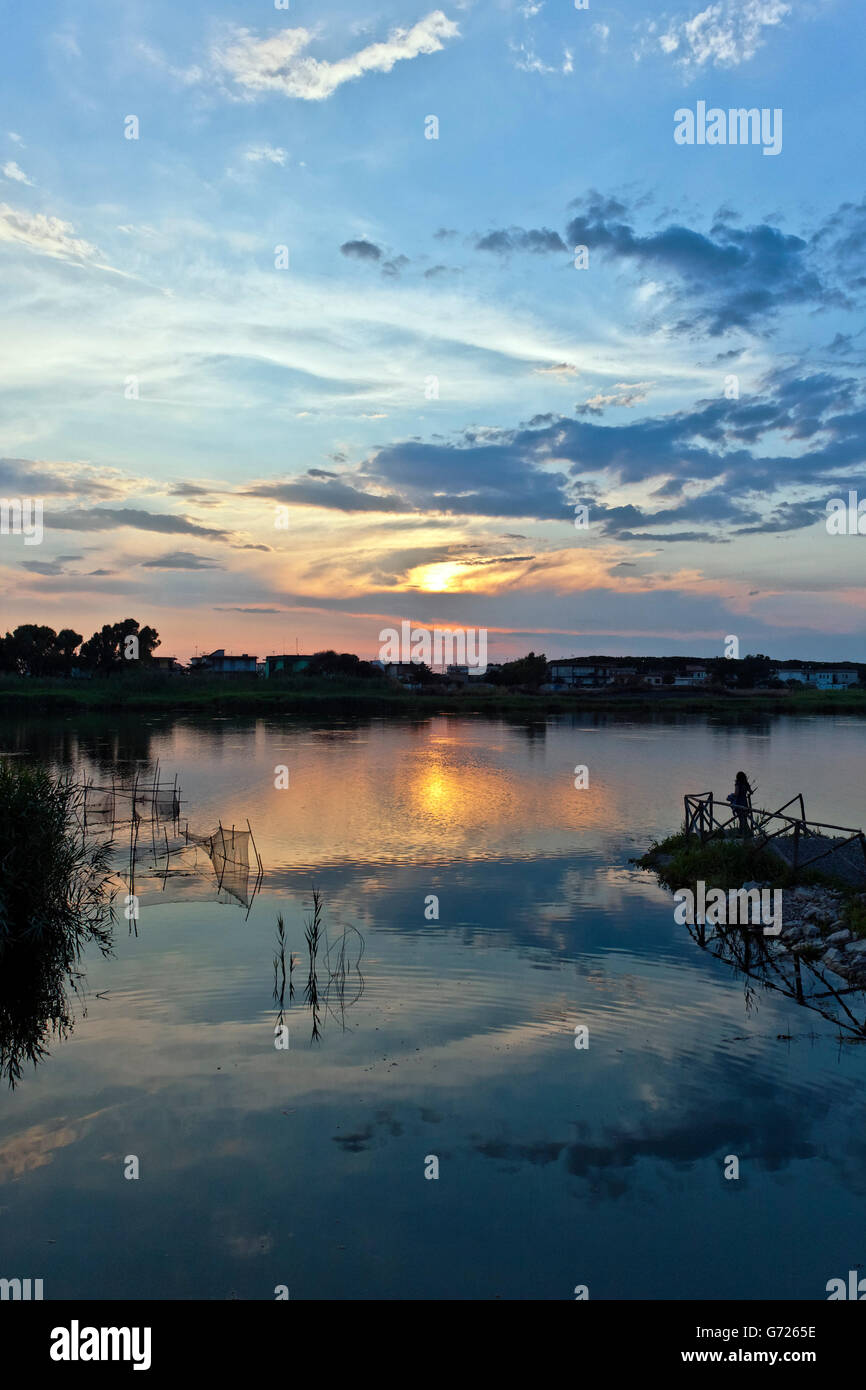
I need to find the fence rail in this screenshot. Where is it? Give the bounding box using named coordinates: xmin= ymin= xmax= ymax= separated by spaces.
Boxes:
xmin=683 ymin=790 xmax=866 ymax=876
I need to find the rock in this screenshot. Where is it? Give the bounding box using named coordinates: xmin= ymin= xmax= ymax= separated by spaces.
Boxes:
xmin=845 ymin=939 xmax=866 ymax=956
xmin=826 ymin=929 xmax=853 ymax=946
xmin=820 ymin=949 xmax=848 ymax=976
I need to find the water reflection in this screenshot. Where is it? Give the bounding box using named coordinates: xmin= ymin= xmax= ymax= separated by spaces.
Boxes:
xmin=1 ymin=710 xmax=866 ymax=1299
xmin=688 ymin=918 xmax=866 ymax=1040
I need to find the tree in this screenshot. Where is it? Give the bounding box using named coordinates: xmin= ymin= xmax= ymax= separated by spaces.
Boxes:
xmin=306 ymin=650 xmax=383 ymax=680
xmin=55 ymin=629 xmax=84 ymax=676
xmin=78 ymin=619 xmax=160 ymax=674
xmin=489 ymin=652 xmax=548 ymax=687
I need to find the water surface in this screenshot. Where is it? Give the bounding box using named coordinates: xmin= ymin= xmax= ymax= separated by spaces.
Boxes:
xmin=1 ymin=710 xmax=864 ymax=1300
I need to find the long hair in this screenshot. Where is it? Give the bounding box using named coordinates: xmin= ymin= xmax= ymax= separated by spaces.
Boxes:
xmin=734 ymin=770 xmax=754 ymax=800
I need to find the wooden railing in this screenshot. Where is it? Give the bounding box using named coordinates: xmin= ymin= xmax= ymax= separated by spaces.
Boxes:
xmin=683 ymin=790 xmax=866 ymax=874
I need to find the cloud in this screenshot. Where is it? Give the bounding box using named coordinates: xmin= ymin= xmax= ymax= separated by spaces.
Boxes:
xmin=19 ymin=560 xmax=69 ymax=576
xmin=241 ymin=363 xmax=863 ymax=532
xmin=243 ymin=145 xmax=287 ymax=165
xmin=577 ymin=381 xmax=654 ymax=415
xmin=244 ymin=474 xmax=414 ymax=515
xmin=423 ymin=263 xmax=460 ymax=279
xmin=140 ymin=551 xmax=223 ymax=569
xmin=641 ymin=0 xmax=790 ymax=71
xmin=45 ymin=508 xmax=232 ymax=540
xmin=509 ymin=41 xmax=573 ymax=76
xmin=213 ymin=12 xmax=460 ymax=102
xmin=340 ymin=238 xmax=382 ymax=261
xmin=2 ymin=160 xmax=34 ymax=186
xmin=475 ymin=226 xmax=567 ymax=255
xmin=0 ymin=203 xmax=100 ymax=264
xmin=565 ymin=193 xmax=842 ymax=335
xmin=0 ymin=458 xmax=123 ymax=499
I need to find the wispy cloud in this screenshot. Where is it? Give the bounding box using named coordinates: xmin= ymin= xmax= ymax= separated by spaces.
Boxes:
xmin=2 ymin=160 xmax=33 ymax=186
xmin=244 ymin=145 xmax=287 ymax=165
xmin=639 ymin=0 xmax=791 ymax=71
xmin=212 ymin=12 xmax=460 ymax=101
xmin=0 ymin=203 xmax=110 ymax=267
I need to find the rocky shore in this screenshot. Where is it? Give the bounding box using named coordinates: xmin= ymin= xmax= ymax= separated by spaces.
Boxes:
xmin=749 ymin=881 xmax=866 ymax=986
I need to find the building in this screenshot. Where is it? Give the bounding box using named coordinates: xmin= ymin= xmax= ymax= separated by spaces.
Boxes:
xmin=812 ymin=667 xmax=860 ymax=688
xmin=264 ymin=654 xmax=314 ymax=678
xmin=772 ymin=664 xmax=860 ymax=688
xmin=547 ymin=660 xmax=603 ymax=687
xmin=151 ymin=656 xmax=182 ymax=674
xmin=189 ymin=649 xmax=257 ymax=676
xmin=684 ymin=663 xmax=709 ymax=683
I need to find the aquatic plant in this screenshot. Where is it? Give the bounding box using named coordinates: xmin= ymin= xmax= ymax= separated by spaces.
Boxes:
xmin=0 ymin=759 xmax=116 ymax=951
xmin=0 ymin=759 xmax=116 ymax=1085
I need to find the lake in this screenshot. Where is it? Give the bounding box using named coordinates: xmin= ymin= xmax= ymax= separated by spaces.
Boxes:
xmin=1 ymin=709 xmax=865 ymax=1300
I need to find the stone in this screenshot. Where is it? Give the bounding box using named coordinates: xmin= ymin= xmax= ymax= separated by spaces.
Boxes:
xmin=826 ymin=929 xmax=853 ymax=946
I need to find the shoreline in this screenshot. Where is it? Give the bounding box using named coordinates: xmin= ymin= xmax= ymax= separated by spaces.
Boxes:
xmin=639 ymin=834 xmax=866 ymax=993
xmin=1 ymin=679 xmax=865 ymax=719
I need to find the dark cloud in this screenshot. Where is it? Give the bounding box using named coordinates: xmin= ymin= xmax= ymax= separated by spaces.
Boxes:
xmin=46 ymin=508 xmax=231 ymax=539
xmin=170 ymin=482 xmax=212 ymax=497
xmin=340 ymin=239 xmax=382 ymax=261
xmin=231 ymin=364 xmax=865 ymax=533
xmin=0 ymin=458 xmax=120 ymax=498
xmin=424 ymin=264 xmax=460 ymax=279
xmin=19 ymin=560 xmax=68 ymax=575
xmin=476 ymin=226 xmax=567 ymax=255
xmin=243 ymin=477 xmax=414 ymax=514
xmin=565 ymin=192 xmax=849 ymax=335
xmin=140 ymin=551 xmax=223 ymax=569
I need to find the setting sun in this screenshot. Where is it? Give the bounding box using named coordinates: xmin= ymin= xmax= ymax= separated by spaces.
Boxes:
xmin=413 ymin=561 xmax=466 ymax=593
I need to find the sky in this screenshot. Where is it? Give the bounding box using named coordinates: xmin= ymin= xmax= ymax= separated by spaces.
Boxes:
xmin=0 ymin=0 xmax=864 ymax=663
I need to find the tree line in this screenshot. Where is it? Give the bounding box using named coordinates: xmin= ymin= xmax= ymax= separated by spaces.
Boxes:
xmin=0 ymin=620 xmax=160 ymax=676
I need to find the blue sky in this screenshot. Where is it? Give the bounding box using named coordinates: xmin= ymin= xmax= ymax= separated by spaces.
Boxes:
xmin=1 ymin=0 xmax=864 ymax=661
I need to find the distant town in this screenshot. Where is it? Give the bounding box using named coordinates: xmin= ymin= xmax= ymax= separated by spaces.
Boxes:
xmin=148 ymin=649 xmax=865 ymax=692
xmin=1 ymin=624 xmax=862 ymax=694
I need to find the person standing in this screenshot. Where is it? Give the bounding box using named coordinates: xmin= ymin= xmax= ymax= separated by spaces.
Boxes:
xmin=727 ymin=770 xmax=755 ymax=836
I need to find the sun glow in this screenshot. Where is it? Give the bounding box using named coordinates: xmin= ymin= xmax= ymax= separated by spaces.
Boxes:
xmin=414 ymin=561 xmax=465 ymax=593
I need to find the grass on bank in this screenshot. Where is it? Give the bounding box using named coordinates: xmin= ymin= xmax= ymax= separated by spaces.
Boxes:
xmin=2 ymin=672 xmax=866 ymax=717
xmin=637 ymin=829 xmax=866 ymax=940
